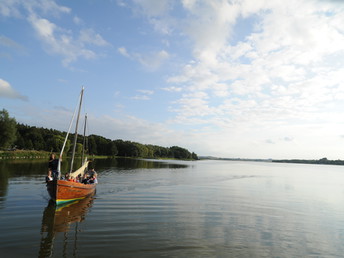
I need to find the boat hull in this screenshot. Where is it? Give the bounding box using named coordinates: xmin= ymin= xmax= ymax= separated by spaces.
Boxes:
xmin=47 ymin=180 xmax=96 ymax=205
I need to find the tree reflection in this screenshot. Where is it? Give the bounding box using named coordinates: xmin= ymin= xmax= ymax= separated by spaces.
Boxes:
xmin=94 ymin=157 xmax=189 ymax=170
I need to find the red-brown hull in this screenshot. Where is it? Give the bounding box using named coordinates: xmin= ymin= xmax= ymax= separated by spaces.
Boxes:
xmin=47 ymin=180 xmax=96 ymax=205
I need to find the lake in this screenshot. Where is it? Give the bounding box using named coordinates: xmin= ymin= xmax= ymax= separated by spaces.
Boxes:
xmin=1 ymin=158 xmax=344 ymax=257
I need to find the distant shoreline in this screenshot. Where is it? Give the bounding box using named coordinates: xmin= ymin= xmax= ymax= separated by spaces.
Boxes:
xmin=2 ymin=151 xmax=343 ymax=166
xmin=199 ymin=156 xmax=344 ymax=166
xmin=272 ymin=158 xmax=344 ymax=166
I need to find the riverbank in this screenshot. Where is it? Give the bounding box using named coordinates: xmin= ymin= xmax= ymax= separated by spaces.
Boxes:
xmin=0 ymin=150 xmax=50 ymax=159
xmin=0 ymin=150 xmax=193 ymax=161
xmin=0 ymin=150 xmax=110 ymax=160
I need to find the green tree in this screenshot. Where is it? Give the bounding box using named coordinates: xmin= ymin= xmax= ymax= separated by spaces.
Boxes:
xmin=28 ymin=127 xmax=44 ymax=150
xmin=9 ymin=121 xmax=199 ymax=159
xmin=0 ymin=109 xmax=17 ymax=149
xmin=25 ymin=139 xmax=33 ymax=150
xmin=135 ymin=143 xmax=149 ymax=157
xmin=170 ymin=146 xmax=191 ymax=159
xmin=15 ymin=132 xmax=25 ymax=149
xmin=106 ymin=141 xmax=118 ymax=156
xmin=88 ymin=135 xmax=97 ymax=155
xmin=191 ymin=152 xmax=198 ymax=160
xmin=75 ymin=143 xmax=83 ymax=154
xmin=46 ymin=135 xmax=70 ymax=153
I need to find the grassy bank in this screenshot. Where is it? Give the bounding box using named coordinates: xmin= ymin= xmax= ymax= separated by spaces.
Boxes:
xmin=0 ymin=150 xmax=50 ymax=160
xmin=0 ymin=150 xmax=196 ymax=161
xmin=0 ymin=150 xmax=112 ymax=160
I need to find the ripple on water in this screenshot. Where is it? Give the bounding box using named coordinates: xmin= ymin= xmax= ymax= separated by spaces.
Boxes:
xmin=2 ymin=160 xmax=344 ymax=257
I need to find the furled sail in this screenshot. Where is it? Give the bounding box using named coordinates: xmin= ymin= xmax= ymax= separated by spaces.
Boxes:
xmin=69 ymin=158 xmax=89 ymax=178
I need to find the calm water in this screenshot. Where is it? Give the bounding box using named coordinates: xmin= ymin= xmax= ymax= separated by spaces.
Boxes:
xmin=1 ymin=158 xmax=344 ymax=257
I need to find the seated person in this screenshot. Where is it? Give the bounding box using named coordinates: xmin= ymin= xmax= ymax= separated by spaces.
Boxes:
xmin=88 ymin=167 xmax=96 ymax=175
xmin=82 ymin=173 xmax=90 ymax=184
xmin=93 ymin=174 xmax=98 ymax=184
xmin=89 ymin=174 xmax=98 ymax=184
xmin=68 ymin=176 xmax=76 ymax=182
xmin=62 ymin=173 xmax=69 ymax=180
xmin=45 ymin=169 xmax=53 ymax=183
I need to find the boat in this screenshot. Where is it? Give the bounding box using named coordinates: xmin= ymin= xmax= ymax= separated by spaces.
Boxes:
xmin=46 ymin=88 xmax=96 ymax=205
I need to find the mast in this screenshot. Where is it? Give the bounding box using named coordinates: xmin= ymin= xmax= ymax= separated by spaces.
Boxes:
xmin=81 ymin=113 xmax=87 ymax=165
xmin=57 ymin=90 xmax=83 ymax=178
xmin=70 ymin=87 xmax=84 ymax=173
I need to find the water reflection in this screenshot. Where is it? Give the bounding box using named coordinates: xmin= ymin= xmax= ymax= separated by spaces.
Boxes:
xmin=0 ymin=160 xmax=47 ymax=207
xmin=38 ymin=195 xmax=95 ymax=257
xmin=93 ymin=157 xmax=190 ymax=170
xmin=0 ymin=159 xmax=76 ymax=202
xmin=0 ymin=158 xmax=189 ymax=209
xmin=2 ymin=160 xmax=344 ymax=256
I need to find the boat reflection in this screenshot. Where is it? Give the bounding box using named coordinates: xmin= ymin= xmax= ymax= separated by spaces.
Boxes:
xmin=38 ymin=194 xmax=95 ymax=257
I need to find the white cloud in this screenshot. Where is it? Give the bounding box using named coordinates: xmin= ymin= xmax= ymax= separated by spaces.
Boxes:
xmin=27 ymin=13 xmax=110 ymax=66
xmin=79 ymin=29 xmax=109 ymax=47
xmin=160 ymin=0 xmax=344 ymax=130
xmin=73 ymin=16 xmax=82 ymax=25
xmin=0 ymin=35 xmax=22 ymax=49
xmin=0 ymin=0 xmax=21 ymax=17
xmin=3 ymin=0 xmax=344 ymax=159
xmin=133 ymin=0 xmax=171 ymax=17
xmin=162 ymin=86 xmax=182 ymax=92
xmin=88 ymin=114 xmax=179 ymax=147
xmin=181 ymin=0 xmax=240 ymax=64
xmin=0 ymin=35 xmax=27 ymax=56
xmin=131 ymin=89 xmax=154 ymax=100
xmin=30 ymin=15 xmax=56 ymax=38
xmin=118 ymin=47 xmax=130 ymax=57
xmin=1 ymin=0 xmax=109 ymax=66
xmin=119 ymin=48 xmax=170 ymax=71
xmin=128 ymin=0 xmax=175 ymax=35
xmin=91 ymin=0 xmax=344 ymax=158
xmin=125 ymin=0 xmax=344 ymax=158
xmin=136 ymin=50 xmax=170 ymax=70
xmin=0 ymin=0 xmax=70 ymax=18
xmin=0 ymin=79 xmax=28 ymax=101
xmin=131 ymin=95 xmax=151 ymax=101
xmin=138 ymin=89 xmax=154 ymax=95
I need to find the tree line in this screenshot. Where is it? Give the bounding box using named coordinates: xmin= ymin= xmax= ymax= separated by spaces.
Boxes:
xmin=0 ymin=109 xmax=198 ymax=160
xmin=273 ymin=157 xmax=344 ymax=166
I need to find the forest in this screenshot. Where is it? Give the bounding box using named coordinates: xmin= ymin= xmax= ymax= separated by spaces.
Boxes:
xmin=272 ymin=157 xmax=344 ymax=166
xmin=0 ymin=109 xmax=198 ymax=160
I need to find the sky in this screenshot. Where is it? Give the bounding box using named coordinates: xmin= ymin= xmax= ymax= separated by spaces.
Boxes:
xmin=1 ymin=0 xmax=344 ymax=160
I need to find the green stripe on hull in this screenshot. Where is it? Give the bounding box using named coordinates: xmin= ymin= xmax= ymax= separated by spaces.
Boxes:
xmin=56 ymin=197 xmax=85 ymax=206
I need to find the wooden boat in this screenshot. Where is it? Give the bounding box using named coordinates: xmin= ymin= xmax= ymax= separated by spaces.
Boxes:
xmin=46 ymin=88 xmax=96 ymax=205
xmin=46 ymin=174 xmax=96 ymax=205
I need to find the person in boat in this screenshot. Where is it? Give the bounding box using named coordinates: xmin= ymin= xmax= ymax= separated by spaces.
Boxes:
xmin=89 ymin=173 xmax=98 ymax=184
xmin=88 ymin=168 xmax=97 ymax=177
xmin=93 ymin=174 xmax=98 ymax=184
xmin=68 ymin=176 xmax=77 ymax=182
xmin=45 ymin=169 xmax=53 ymax=183
xmin=62 ymin=173 xmax=69 ymax=180
xmin=81 ymin=173 xmax=88 ymax=184
xmin=48 ymin=153 xmax=61 ymax=179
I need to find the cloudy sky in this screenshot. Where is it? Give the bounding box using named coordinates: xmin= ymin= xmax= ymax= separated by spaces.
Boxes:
xmin=1 ymin=0 xmax=344 ymax=159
